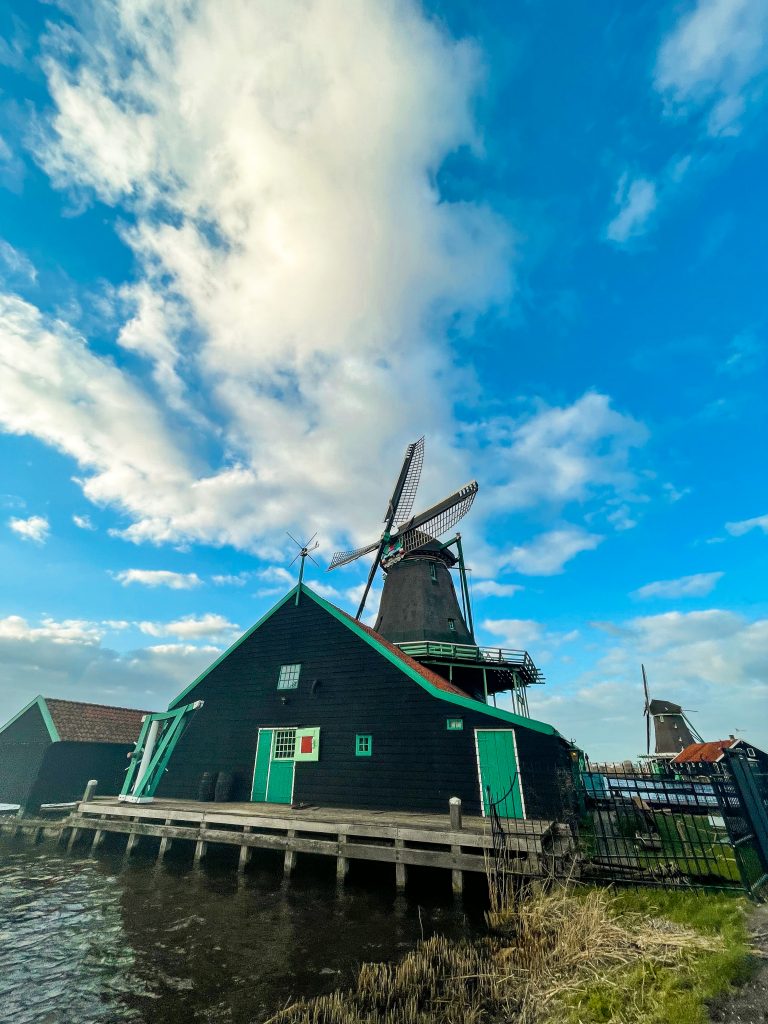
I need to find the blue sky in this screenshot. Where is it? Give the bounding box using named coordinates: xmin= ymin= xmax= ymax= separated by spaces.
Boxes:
xmin=0 ymin=0 xmax=766 ymax=760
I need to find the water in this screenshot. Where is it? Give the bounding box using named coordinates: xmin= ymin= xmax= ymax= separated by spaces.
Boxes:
xmin=0 ymin=836 xmax=483 ymax=1024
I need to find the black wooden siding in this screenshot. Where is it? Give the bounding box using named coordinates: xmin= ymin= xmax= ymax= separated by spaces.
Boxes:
xmin=0 ymin=704 xmax=51 ymax=807
xmin=27 ymin=742 xmax=134 ymax=808
xmin=158 ymin=594 xmax=570 ymax=817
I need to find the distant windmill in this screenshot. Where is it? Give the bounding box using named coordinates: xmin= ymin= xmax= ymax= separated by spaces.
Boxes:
xmin=642 ymin=663 xmax=702 ymax=756
xmin=327 ymin=437 xmax=479 ymax=622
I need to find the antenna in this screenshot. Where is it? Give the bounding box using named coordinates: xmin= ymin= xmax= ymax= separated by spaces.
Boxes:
xmin=287 ymin=532 xmax=320 ymax=604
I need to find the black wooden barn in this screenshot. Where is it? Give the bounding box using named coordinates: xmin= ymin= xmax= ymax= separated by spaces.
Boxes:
xmin=125 ymin=584 xmax=573 ymax=819
xmin=0 ymin=696 xmax=148 ymax=810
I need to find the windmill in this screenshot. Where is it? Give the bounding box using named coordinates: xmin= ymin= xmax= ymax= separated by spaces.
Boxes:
xmin=327 ymin=437 xmax=479 ymax=624
xmin=641 ymin=663 xmax=702 ymax=757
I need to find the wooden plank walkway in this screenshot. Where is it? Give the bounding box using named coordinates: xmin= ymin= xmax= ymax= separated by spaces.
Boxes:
xmin=1 ymin=797 xmax=571 ymax=892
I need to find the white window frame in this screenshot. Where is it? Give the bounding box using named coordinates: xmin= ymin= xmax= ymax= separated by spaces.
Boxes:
xmin=277 ymin=663 xmax=301 ymax=690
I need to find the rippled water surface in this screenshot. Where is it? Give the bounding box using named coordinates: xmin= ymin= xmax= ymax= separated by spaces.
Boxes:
xmin=0 ymin=835 xmax=482 ymax=1024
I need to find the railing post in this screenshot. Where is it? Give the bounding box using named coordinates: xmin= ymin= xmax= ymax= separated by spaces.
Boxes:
xmin=82 ymin=779 xmax=98 ymax=804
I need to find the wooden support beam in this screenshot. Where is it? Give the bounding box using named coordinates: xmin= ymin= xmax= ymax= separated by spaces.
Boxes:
xmin=157 ymin=819 xmax=173 ymax=862
xmin=125 ymin=830 xmax=140 ymax=857
xmin=90 ymin=830 xmax=104 ymax=855
xmin=283 ymin=829 xmax=297 ymax=877
xmin=336 ymin=829 xmax=349 ymax=883
xmin=395 ymin=839 xmax=407 ymax=891
xmin=451 ymin=845 xmax=463 ymax=895
xmin=193 ymin=839 xmax=207 ymax=866
xmin=67 ymin=827 xmax=80 ymax=852
xmin=238 ymin=826 xmax=253 ymax=873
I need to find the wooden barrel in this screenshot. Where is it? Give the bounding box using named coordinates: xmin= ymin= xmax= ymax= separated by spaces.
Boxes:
xmin=214 ymin=771 xmax=234 ymax=802
xmin=198 ymin=771 xmax=218 ymax=802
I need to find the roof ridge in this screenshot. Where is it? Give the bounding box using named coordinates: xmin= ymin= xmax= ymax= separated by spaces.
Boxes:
xmin=44 ymin=697 xmax=152 ymax=714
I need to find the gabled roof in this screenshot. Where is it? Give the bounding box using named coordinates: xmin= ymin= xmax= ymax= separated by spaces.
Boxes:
xmin=45 ymin=699 xmax=149 ymax=744
xmin=168 ymin=583 xmax=563 ymax=738
xmin=0 ymin=696 xmax=150 ymax=745
xmin=672 ymin=739 xmax=736 ymax=764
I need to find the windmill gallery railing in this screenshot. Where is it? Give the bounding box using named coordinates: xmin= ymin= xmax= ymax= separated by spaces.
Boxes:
xmin=395 ymin=642 xmax=544 ymax=686
xmin=484 ymin=750 xmax=768 ymax=899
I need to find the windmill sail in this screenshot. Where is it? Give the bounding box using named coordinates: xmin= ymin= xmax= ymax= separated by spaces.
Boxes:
xmin=327 ymin=436 xmax=478 ymax=621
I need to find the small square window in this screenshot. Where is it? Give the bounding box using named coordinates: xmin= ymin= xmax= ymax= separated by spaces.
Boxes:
xmin=273 ymin=728 xmax=297 ymax=760
xmin=277 ymin=663 xmax=301 ymax=689
xmin=448 ymin=618 xmax=456 ymax=632
xmin=446 ymin=718 xmax=463 ymax=731
xmin=356 ymin=734 xmax=372 ymax=756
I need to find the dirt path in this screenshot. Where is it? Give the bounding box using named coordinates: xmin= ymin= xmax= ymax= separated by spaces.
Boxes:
xmin=710 ymin=904 xmax=768 ymax=1024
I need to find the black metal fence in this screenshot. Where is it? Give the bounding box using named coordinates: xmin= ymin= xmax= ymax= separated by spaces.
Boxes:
xmin=487 ymin=750 xmax=768 ymax=899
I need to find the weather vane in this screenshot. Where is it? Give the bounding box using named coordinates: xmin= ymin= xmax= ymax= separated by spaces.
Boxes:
xmin=287 ymin=532 xmax=320 ymax=603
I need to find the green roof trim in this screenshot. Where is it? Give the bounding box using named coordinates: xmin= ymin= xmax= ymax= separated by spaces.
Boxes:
xmin=304 ymin=586 xmax=561 ymax=738
xmin=0 ymin=695 xmax=60 ymax=742
xmin=167 ymin=587 xmax=299 ymax=709
xmin=165 ymin=582 xmax=562 ymax=739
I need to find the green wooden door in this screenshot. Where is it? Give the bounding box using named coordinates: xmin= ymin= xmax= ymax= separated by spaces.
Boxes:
xmin=476 ymin=730 xmax=524 ymax=819
xmin=251 ymin=728 xmax=295 ymax=804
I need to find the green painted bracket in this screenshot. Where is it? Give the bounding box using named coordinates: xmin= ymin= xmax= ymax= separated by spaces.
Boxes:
xmin=121 ymin=701 xmax=202 ymax=799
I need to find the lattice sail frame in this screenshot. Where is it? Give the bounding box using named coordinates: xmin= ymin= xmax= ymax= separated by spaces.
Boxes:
xmin=392 ymin=435 xmax=424 ymax=525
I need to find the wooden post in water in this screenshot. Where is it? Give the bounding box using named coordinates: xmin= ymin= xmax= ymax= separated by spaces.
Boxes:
xmin=82 ymin=779 xmax=98 ymax=804
xmin=125 ymin=830 xmax=140 ymax=857
xmin=394 ymin=839 xmax=407 ymax=891
xmin=449 ymin=798 xmax=463 ymax=895
xmin=193 ymin=838 xmax=207 ymax=866
xmin=336 ymin=830 xmax=349 ymax=883
xmin=238 ymin=826 xmax=253 ymax=873
xmin=90 ymin=815 xmax=106 ymax=855
xmin=157 ymin=819 xmax=173 ymax=863
xmin=67 ymin=826 xmax=80 ymax=852
xmin=283 ymin=829 xmax=297 ymax=877
xmin=451 ymin=846 xmax=463 ymax=896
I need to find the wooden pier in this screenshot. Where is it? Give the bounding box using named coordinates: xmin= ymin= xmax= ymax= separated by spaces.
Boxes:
xmin=1 ymin=796 xmax=573 ymax=892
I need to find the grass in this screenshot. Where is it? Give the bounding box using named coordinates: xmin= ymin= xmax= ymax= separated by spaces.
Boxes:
xmin=264 ymin=883 xmax=753 ymax=1024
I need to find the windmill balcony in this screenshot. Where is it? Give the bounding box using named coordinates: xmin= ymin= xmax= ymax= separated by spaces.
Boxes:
xmin=395 ymin=641 xmax=544 ymax=707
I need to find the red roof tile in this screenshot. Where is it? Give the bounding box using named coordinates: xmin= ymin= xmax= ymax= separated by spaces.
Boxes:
xmin=671 ymin=739 xmax=736 ymax=764
xmin=333 ymin=606 xmax=474 ymax=698
xmin=45 ymin=699 xmax=150 ymax=744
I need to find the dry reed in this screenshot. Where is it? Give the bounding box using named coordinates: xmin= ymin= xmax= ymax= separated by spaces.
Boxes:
xmin=262 ymin=881 xmax=725 ymax=1024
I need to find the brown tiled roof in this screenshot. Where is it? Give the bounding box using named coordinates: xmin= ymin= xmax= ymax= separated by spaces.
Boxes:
xmin=333 ymin=606 xmax=473 ymax=698
xmin=45 ymin=699 xmax=150 ymax=744
xmin=671 ymin=739 xmax=736 ymax=764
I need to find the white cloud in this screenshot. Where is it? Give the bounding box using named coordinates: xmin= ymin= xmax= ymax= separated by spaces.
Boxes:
xmin=0 ymin=240 xmax=37 ymax=283
xmin=481 ymin=618 xmax=543 ymax=649
xmin=499 ymin=526 xmax=602 ymax=576
xmin=0 ymin=0 xmax=514 ymax=554
xmin=0 ymin=614 xmax=219 ymax=723
xmin=113 ymin=568 xmax=203 ymax=589
xmin=72 ymin=513 xmax=96 ymax=530
xmin=526 ymin=608 xmax=768 ymax=758
xmin=726 ymin=513 xmax=768 ymax=536
xmin=138 ymin=613 xmax=239 ymax=640
xmin=211 ymin=572 xmax=251 ymax=587
xmin=8 ymin=514 xmax=50 ymax=544
xmin=655 ymin=0 xmax=768 ymax=137
xmin=471 ymin=580 xmax=524 ymax=598
xmin=632 ymin=571 xmax=724 ymax=599
xmin=605 ymin=175 xmax=657 ymax=243
xmin=0 ymin=615 xmax=105 ymax=646
xmin=477 ymin=392 xmax=648 ymax=516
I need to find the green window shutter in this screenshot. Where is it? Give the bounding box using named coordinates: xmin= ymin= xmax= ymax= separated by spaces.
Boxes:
xmin=294 ymin=727 xmax=320 ymax=761
xmin=355 ymin=734 xmax=372 ymax=757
